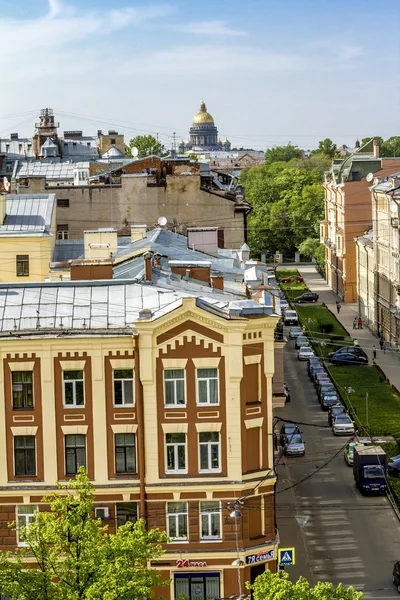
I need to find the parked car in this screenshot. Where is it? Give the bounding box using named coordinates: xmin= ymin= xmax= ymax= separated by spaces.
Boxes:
xmin=280 ymin=300 xmax=289 ymax=314
xmin=310 ymin=365 xmax=326 ymax=381
xmin=344 ymin=441 xmax=364 ymax=466
xmin=388 ymin=457 xmax=400 ymax=477
xmin=307 ymin=357 xmax=321 ymax=375
xmin=279 ymin=423 xmax=300 ymax=445
xmin=284 ymin=310 xmax=298 ymax=326
xmin=330 ymin=352 xmax=368 ymax=366
xmin=294 ymin=292 xmax=319 ymax=303
xmin=295 ymin=335 xmax=309 ymax=349
xmin=332 ymin=414 xmax=355 ymax=435
xmin=328 ymin=404 xmax=347 ymax=425
xmin=327 ymin=346 xmax=367 ymax=360
xmin=282 ymin=433 xmax=305 ymax=456
xmin=284 ymin=383 xmax=291 ymax=403
xmin=280 ymin=277 xmax=292 ymax=283
xmin=289 ymin=326 xmax=303 ymax=339
xmin=318 ymin=384 xmax=336 ymax=403
xmin=321 ymin=394 xmax=340 ymax=411
xmin=313 ymin=369 xmax=329 ymax=384
xmin=315 ymin=375 xmax=332 ymax=391
xmin=295 ymin=276 xmax=304 ymax=282
xmin=298 ymin=346 xmax=314 ymax=361
xmin=392 ymin=561 xmax=400 ymax=593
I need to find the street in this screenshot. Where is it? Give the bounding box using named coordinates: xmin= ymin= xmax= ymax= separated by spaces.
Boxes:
xmin=276 ymin=329 xmax=400 ymax=599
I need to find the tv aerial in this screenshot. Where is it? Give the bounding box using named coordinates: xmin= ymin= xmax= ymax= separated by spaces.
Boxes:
xmin=157 ymin=216 xmax=167 ymax=227
xmin=366 ymin=172 xmax=374 ymax=183
xmin=2 ymin=177 xmax=10 ymax=191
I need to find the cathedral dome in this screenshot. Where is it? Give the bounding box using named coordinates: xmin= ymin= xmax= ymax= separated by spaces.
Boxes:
xmin=193 ymin=101 xmax=214 ymax=124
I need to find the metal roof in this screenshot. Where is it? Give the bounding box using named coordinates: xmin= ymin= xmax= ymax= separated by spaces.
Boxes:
xmin=15 ymin=160 xmax=89 ymax=180
xmin=0 ymin=193 xmax=55 ymax=236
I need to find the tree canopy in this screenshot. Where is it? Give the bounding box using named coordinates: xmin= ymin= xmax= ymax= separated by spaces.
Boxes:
xmin=264 ymin=145 xmax=303 ymax=165
xmin=311 ymin=138 xmax=338 ymax=159
xmin=241 ymin=158 xmax=326 ymax=258
xmin=360 ymin=136 xmax=400 ymax=157
xmin=0 ymin=469 xmax=167 ymax=600
xmin=126 ymin=135 xmax=168 ymax=158
xmin=250 ymin=570 xmax=364 ymax=600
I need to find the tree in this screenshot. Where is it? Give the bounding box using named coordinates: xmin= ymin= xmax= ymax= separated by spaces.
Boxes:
xmin=381 ymin=136 xmax=400 ymax=158
xmin=360 ymin=136 xmax=383 ymax=149
xmin=250 ymin=570 xmax=364 ymax=600
xmin=311 ymin=138 xmax=338 ymax=159
xmin=299 ymin=237 xmax=325 ymax=264
xmin=264 ymin=144 xmax=302 ymax=165
xmin=126 ymin=135 xmax=168 ymax=158
xmin=0 ymin=469 xmax=167 ymax=600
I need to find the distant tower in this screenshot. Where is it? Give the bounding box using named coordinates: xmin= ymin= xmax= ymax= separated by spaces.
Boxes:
xmin=189 ymin=101 xmax=220 ymax=150
xmin=355 ymin=139 xmax=360 ymax=149
xmin=32 ymin=108 xmax=60 ymax=158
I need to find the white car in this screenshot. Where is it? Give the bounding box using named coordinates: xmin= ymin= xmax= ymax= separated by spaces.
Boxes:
xmin=280 ymin=300 xmax=289 ymax=314
xmin=298 ymin=346 xmax=314 ymax=361
xmin=332 ymin=414 xmax=355 ymax=436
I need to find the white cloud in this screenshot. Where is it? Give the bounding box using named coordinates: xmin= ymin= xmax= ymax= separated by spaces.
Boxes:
xmin=181 ymin=20 xmax=247 ymax=36
xmin=335 ymin=45 xmax=364 ymax=61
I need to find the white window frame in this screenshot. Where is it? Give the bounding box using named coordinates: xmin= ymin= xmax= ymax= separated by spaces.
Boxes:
xmin=16 ymin=504 xmax=38 ymax=547
xmin=167 ymin=502 xmax=188 ymax=541
xmin=63 ymin=370 xmax=84 ymax=407
xmin=165 ymin=433 xmax=187 ymax=474
xmin=163 ymin=369 xmax=186 ymax=407
xmin=199 ymin=431 xmax=220 ymax=472
xmin=197 ymin=368 xmax=219 ymax=405
xmin=200 ymin=501 xmax=221 ymax=540
xmin=113 ymin=369 xmax=135 ymax=407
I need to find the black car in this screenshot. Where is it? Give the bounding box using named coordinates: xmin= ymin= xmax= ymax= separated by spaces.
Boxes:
xmin=315 ymin=377 xmax=332 ymax=392
xmin=393 ymin=561 xmax=400 ymax=592
xmin=318 ymin=384 xmax=336 ymax=402
xmin=328 ymin=404 xmax=346 ymax=424
xmin=294 ymin=292 xmax=319 ymax=303
xmin=327 ymin=346 xmax=367 ymax=360
xmin=279 ymin=423 xmax=300 ymax=446
xmin=312 ymin=367 xmax=328 ymax=383
xmin=388 ymin=458 xmax=400 ymax=478
xmin=321 ymin=394 xmax=340 ymax=411
xmin=307 ymin=357 xmax=321 ymax=375
xmin=330 ymin=352 xmax=368 ymax=366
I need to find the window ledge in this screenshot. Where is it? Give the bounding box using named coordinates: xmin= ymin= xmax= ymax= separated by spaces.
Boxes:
xmin=113 ymin=404 xmax=135 ymax=409
xmin=168 ymin=540 xmax=189 ymax=544
xmin=200 ymin=538 xmax=222 ymax=543
xmin=164 ymin=405 xmax=187 ymax=409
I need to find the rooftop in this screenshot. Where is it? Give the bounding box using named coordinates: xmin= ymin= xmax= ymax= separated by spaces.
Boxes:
xmin=0 ymin=193 xmax=55 ymax=236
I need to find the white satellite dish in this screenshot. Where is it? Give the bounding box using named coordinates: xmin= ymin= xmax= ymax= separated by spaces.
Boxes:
xmin=3 ymin=177 xmax=10 ymax=191
xmin=366 ymin=172 xmax=374 ymax=183
xmin=157 ymin=216 xmax=167 ymax=227
xmin=131 ymin=147 xmax=138 ymax=158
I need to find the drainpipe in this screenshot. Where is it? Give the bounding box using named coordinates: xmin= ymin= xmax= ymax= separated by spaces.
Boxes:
xmin=134 ymin=337 xmax=146 ymax=521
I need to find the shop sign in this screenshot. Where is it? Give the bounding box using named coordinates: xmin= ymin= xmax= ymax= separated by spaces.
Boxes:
xmin=176 ymin=559 xmax=208 ymax=568
xmin=246 ymin=549 xmax=275 ymax=565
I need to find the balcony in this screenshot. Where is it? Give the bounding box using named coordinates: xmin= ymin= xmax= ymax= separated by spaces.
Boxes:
xmin=320 ymin=221 xmax=328 ymax=243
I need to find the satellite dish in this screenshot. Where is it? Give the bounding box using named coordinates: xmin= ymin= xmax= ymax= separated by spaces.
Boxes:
xmin=131 ymin=147 xmax=138 ymax=158
xmin=3 ymin=177 xmax=10 ymax=191
xmin=157 ymin=216 xmax=167 ymax=227
xmin=366 ymin=172 xmax=374 ymax=183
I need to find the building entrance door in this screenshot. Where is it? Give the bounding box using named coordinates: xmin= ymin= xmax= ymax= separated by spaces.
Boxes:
xmin=174 ymin=572 xmax=220 ymax=600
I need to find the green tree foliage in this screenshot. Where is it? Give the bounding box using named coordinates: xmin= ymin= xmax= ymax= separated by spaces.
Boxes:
xmin=250 ymin=570 xmax=364 ymax=600
xmin=0 ymin=469 xmax=167 ymax=600
xmin=264 ymin=144 xmax=302 ymax=165
xmin=126 ymin=135 xmax=168 ymax=158
xmin=311 ymin=138 xmax=338 ymax=159
xmin=360 ymin=136 xmax=400 ymax=157
xmin=298 ymin=237 xmax=325 ymax=264
xmin=360 ymin=136 xmax=383 ymax=149
xmin=241 ymin=159 xmax=325 ymax=258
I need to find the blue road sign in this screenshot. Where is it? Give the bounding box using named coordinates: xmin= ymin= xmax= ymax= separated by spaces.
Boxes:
xmin=278 ymin=547 xmax=295 ymax=565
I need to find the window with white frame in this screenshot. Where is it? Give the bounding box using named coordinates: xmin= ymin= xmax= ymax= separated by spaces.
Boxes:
xmin=63 ymin=370 xmax=84 ymax=407
xmin=16 ymin=504 xmax=38 ymax=546
xmin=164 ymin=369 xmax=185 ymax=406
xmin=200 ymin=501 xmax=221 ymax=539
xmin=167 ymin=502 xmax=188 ymax=540
xmin=113 ymin=369 xmax=134 ymax=406
xmin=199 ymin=432 xmax=220 ymax=472
xmin=197 ymin=368 xmax=219 ymax=405
xmin=166 ymin=433 xmax=186 ymax=472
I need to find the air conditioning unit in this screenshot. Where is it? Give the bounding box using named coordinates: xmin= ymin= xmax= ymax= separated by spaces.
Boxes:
xmin=95 ymin=507 xmax=109 ymax=519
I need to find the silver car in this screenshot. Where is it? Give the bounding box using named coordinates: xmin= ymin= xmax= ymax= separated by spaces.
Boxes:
xmin=332 ymin=414 xmax=355 ymax=436
xmin=283 ymin=433 xmax=305 ymax=456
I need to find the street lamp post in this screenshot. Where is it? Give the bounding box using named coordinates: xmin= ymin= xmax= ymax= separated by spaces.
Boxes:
xmin=230 ymin=504 xmax=244 ymax=597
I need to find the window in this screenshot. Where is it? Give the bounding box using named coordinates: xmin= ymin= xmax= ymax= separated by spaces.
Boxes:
xmin=199 ymin=432 xmax=220 ymax=472
xmin=164 ymin=369 xmax=185 ymax=406
xmin=200 ymin=501 xmax=221 ymax=539
xmin=16 ymin=505 xmax=38 ymax=546
xmin=197 ymin=368 xmax=219 ymax=405
xmin=115 ymin=433 xmax=136 ymax=474
xmin=110 ymin=138 xmax=116 ymax=145
xmin=14 ymin=436 xmax=36 ymax=476
xmin=57 ymin=224 xmax=69 ymax=240
xmin=16 ymin=255 xmax=29 ymax=277
xmin=166 ymin=433 xmax=186 ymax=473
xmin=65 ymin=434 xmax=86 ymax=475
xmin=12 ymin=371 xmax=33 ymax=409
xmin=57 ymin=198 xmax=70 ymax=208
xmin=167 ymin=502 xmax=188 ymax=540
xmin=63 ymin=370 xmax=84 ymax=406
xmin=116 ymin=502 xmax=137 ymax=528
xmin=113 ymin=369 xmax=134 ymax=406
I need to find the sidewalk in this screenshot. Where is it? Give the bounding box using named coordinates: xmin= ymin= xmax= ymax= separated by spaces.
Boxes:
xmin=298 ymin=265 xmax=400 ymax=392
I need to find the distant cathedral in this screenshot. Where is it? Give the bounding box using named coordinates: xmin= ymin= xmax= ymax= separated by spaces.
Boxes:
xmin=179 ymin=101 xmax=231 ymax=153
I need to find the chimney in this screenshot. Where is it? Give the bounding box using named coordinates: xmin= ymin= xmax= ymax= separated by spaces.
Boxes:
xmin=211 ymin=275 xmax=224 ymax=290
xmin=131 ymin=224 xmax=147 ymax=243
xmin=84 ymin=228 xmax=118 ymax=259
xmin=143 ymin=252 xmax=152 ymax=282
xmin=0 ymin=194 xmax=6 ymax=225
xmin=373 ymin=139 xmax=380 ymax=159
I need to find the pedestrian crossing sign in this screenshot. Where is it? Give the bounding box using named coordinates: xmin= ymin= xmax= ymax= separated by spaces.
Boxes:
xmin=278 ymin=547 xmax=295 ymax=565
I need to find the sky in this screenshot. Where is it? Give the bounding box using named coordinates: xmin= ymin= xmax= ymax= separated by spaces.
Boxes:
xmin=0 ymin=0 xmax=399 ymax=151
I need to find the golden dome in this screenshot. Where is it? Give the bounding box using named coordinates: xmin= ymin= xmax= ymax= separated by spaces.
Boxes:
xmin=192 ymin=100 xmax=214 ymax=124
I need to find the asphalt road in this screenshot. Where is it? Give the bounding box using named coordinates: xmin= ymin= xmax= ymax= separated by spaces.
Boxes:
xmin=275 ymin=331 xmax=400 ymax=599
